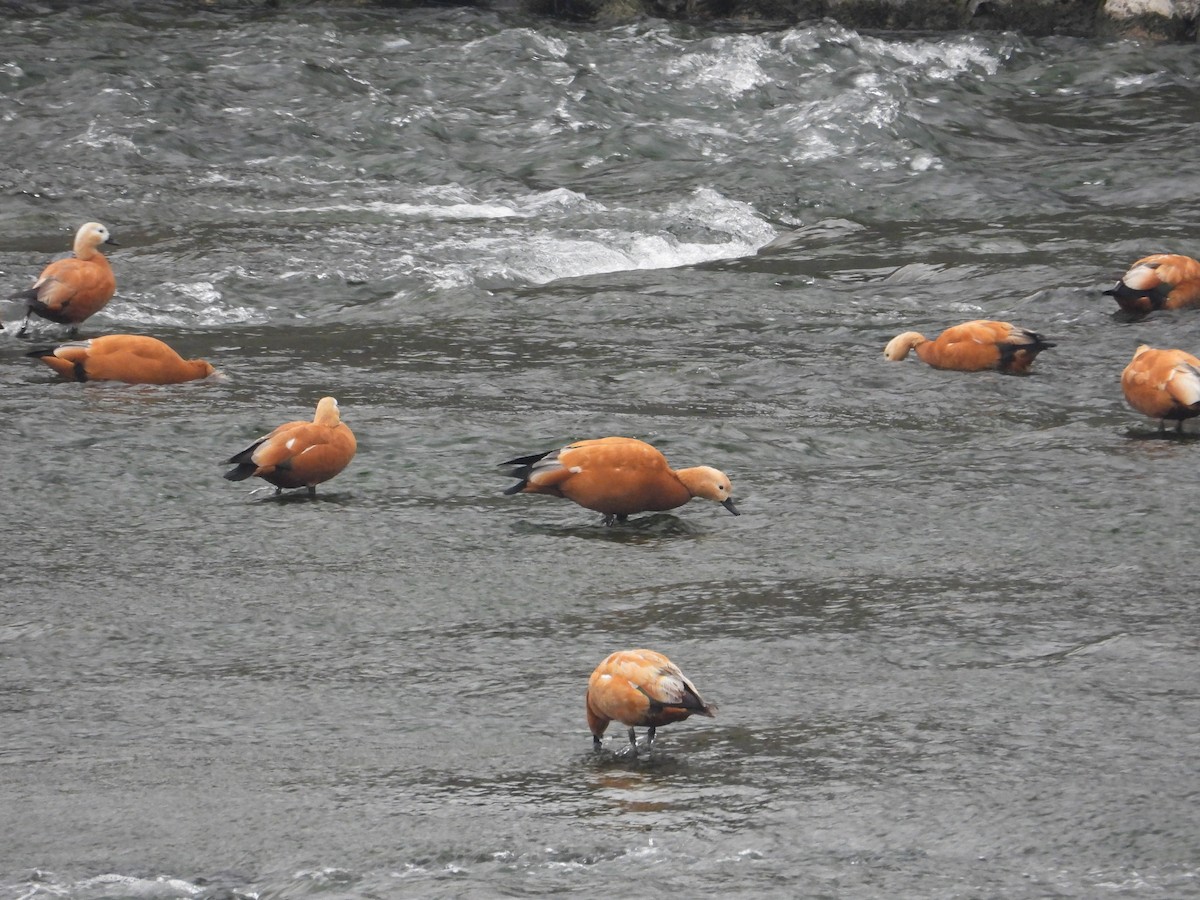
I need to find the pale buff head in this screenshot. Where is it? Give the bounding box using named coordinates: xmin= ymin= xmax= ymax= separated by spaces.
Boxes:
xmin=313 ymin=396 xmax=342 ymax=427
xmin=73 ymin=222 xmax=115 ymax=259
xmin=884 ymin=331 xmax=927 ymax=361
xmin=676 ymin=465 xmax=739 ymax=516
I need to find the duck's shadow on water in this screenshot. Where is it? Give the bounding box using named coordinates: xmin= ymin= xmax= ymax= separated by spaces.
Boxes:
xmin=582 ymin=748 xmax=692 ymax=774
xmin=509 ymin=514 xmax=705 ymax=541
xmin=1122 ymin=428 xmax=1200 ymax=442
xmin=237 ymin=488 xmax=355 ymax=506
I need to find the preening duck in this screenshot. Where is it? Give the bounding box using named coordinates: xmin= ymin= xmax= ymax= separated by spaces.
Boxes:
xmin=586 ymin=649 xmax=717 ymax=755
xmin=1120 ymin=344 xmax=1200 ymax=433
xmin=1105 ymin=254 xmax=1200 ymax=316
xmin=224 ymin=397 xmax=357 ymax=496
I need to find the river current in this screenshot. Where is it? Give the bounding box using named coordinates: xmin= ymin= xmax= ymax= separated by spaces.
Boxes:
xmin=1 ymin=4 xmax=1198 ymax=898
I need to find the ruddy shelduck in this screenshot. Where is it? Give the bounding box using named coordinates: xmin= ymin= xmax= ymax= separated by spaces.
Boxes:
xmin=13 ymin=222 xmax=118 ymax=335
xmin=1120 ymin=344 xmax=1200 ymax=433
xmin=27 ymin=334 xmax=216 ymax=384
xmin=1105 ymin=254 xmax=1200 ymax=315
xmin=884 ymin=319 xmax=1055 ymax=373
xmin=586 ymin=649 xmax=717 ymax=755
xmin=224 ymin=397 xmax=357 ymax=496
xmin=501 ymin=436 xmax=739 ymax=525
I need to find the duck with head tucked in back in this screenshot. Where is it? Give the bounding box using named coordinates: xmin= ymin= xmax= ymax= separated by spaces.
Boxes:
xmin=13 ymin=222 xmax=118 ymax=336
xmin=501 ymin=436 xmax=739 ymax=526
xmin=884 ymin=319 xmax=1055 ymax=374
xmin=1120 ymin=344 xmax=1200 ymax=433
xmin=1104 ymin=254 xmax=1200 ymax=316
xmin=224 ymin=397 xmax=357 ymax=497
xmin=586 ymin=648 xmax=717 ymax=756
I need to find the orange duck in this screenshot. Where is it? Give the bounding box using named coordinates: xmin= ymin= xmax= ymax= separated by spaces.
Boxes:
xmin=502 ymin=436 xmax=739 ymax=525
xmin=224 ymin=397 xmax=357 ymax=496
xmin=14 ymin=222 xmax=118 ymax=336
xmin=28 ymin=334 xmax=215 ymax=384
xmin=884 ymin=319 xmax=1055 ymax=373
xmin=586 ymin=649 xmax=716 ymax=755
xmin=1105 ymin=254 xmax=1200 ymax=315
xmin=1120 ymin=345 xmax=1200 ymax=433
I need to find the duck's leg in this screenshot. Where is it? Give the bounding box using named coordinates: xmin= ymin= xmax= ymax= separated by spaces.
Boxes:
xmin=627 ymin=727 xmax=638 ymax=755
xmin=645 ymin=726 xmax=657 ymax=753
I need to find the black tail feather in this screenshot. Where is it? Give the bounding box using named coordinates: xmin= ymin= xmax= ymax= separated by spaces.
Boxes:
xmin=223 ymin=463 xmax=257 ymax=482
xmin=500 ymin=449 xmax=553 ymax=494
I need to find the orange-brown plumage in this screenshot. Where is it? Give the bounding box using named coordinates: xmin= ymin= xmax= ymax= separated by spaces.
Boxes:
xmin=15 ymin=222 xmax=117 ymax=334
xmin=501 ymin=436 xmax=739 ymax=525
xmin=586 ymin=649 xmax=716 ymax=754
xmin=884 ymin=319 xmax=1055 ymax=373
xmin=27 ymin=334 xmax=216 ymax=384
xmin=1120 ymin=344 xmax=1200 ymax=433
xmin=1105 ymin=254 xmax=1200 ymax=315
xmin=224 ymin=397 xmax=357 ymax=496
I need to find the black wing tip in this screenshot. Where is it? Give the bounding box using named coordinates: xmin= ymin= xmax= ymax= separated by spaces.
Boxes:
xmin=223 ymin=464 xmax=256 ymax=482
xmin=499 ymin=450 xmax=549 ymax=468
xmin=500 ymin=449 xmax=550 ymax=494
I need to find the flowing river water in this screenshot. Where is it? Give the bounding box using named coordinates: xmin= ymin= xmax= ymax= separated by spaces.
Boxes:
xmin=1 ymin=4 xmax=1198 ymax=898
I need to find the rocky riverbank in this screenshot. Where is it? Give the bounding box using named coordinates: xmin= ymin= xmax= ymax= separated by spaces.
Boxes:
xmin=516 ymin=0 xmax=1198 ymax=39
xmin=4 ymin=0 xmax=1194 ymax=40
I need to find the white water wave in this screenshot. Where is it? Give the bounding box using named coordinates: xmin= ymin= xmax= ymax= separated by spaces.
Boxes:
xmin=667 ymin=34 xmax=775 ymax=95
xmin=423 ymin=187 xmax=775 ymax=288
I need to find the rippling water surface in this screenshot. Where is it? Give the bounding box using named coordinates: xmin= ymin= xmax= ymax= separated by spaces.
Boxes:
xmin=2 ymin=4 xmax=1199 ymax=898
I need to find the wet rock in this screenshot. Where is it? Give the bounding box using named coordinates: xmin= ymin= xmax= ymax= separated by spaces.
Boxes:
xmin=519 ymin=0 xmax=1198 ymax=39
xmin=1100 ymin=0 xmax=1200 ymax=39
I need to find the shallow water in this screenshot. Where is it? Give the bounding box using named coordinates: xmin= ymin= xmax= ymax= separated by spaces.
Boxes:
xmin=1 ymin=4 xmax=1199 ymax=898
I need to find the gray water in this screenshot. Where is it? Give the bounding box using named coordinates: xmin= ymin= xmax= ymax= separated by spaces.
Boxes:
xmin=1 ymin=4 xmax=1198 ymax=898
